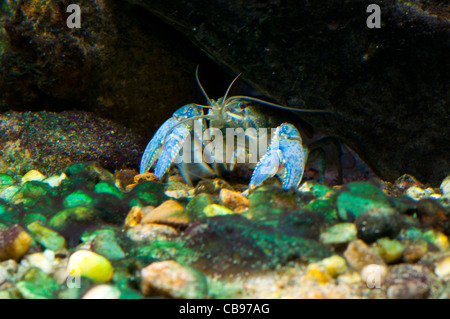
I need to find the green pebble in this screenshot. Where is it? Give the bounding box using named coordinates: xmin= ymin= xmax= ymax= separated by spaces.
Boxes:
xmin=27 ymin=221 xmax=66 ymax=251
xmin=0 ymin=185 xmax=20 ymax=202
xmin=305 ymin=197 xmax=338 ymax=222
xmin=128 ymin=198 xmax=143 ymax=208
xmin=375 ymin=237 xmax=405 ymax=263
xmin=0 ymin=174 xmax=14 ymax=186
xmin=402 ymin=227 xmax=424 ymax=240
xmin=91 ymin=230 xmax=125 ymax=260
xmin=48 ymin=206 xmax=95 ymax=229
xmin=187 ymin=193 xmax=212 ymax=218
xmin=17 ymin=181 xmax=50 ymax=198
xmin=23 ymin=213 xmax=47 ymax=225
xmin=63 ymin=190 xmax=93 ymax=208
xmin=320 ymin=223 xmax=357 ymax=245
xmin=337 ymin=182 xmax=391 ymax=221
xmin=17 ymin=268 xmax=59 ymax=299
xmin=134 ymin=191 xmax=158 ymax=206
xmin=94 ymin=182 xmax=123 ymax=199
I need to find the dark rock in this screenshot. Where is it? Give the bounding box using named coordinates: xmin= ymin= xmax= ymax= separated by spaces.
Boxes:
xmin=0 ymin=0 xmax=226 ymax=139
xmin=355 ymin=207 xmax=402 ymax=243
xmin=0 ymin=111 xmax=143 ymax=176
xmin=127 ymin=0 xmax=450 ymax=186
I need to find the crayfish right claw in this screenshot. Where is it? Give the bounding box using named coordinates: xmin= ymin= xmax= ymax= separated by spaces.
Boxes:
xmin=139 ymin=104 xmax=202 ymax=179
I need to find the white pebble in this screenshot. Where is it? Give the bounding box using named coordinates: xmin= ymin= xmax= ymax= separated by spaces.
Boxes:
xmin=82 ymin=284 xmax=121 ymax=299
xmin=406 ymin=186 xmax=428 ymax=201
xmin=360 ymin=264 xmax=388 ymax=288
xmin=441 ymin=176 xmax=450 ymax=195
xmin=435 ymin=257 xmax=450 ymax=278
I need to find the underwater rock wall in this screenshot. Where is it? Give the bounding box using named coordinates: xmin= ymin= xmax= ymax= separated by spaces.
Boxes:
xmin=125 ymin=0 xmax=450 ymax=186
xmin=0 ymin=0 xmax=210 ymax=138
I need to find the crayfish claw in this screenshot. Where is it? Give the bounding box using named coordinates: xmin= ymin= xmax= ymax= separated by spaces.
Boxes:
xmin=248 ymin=123 xmax=307 ymax=191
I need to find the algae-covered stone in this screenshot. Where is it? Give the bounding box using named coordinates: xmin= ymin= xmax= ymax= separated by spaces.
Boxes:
xmin=27 ymin=222 xmax=66 ymax=251
xmin=186 ymin=193 xmax=213 ymax=219
xmin=48 ymin=206 xmax=95 ymax=229
xmin=141 ymin=260 xmax=207 ymax=299
xmin=126 ymin=181 xmax=168 ymax=207
xmin=22 ymin=213 xmax=46 ymax=225
xmin=64 ymin=162 xmax=114 ymax=183
xmin=320 ymin=223 xmax=357 ymax=245
xmin=13 ymin=181 xmax=50 ymax=199
xmin=94 ymin=182 xmax=123 ymax=199
xmin=91 ymin=230 xmax=125 ymax=260
xmin=0 ymin=174 xmax=14 ymax=186
xmin=63 ymin=190 xmax=93 ymax=208
xmin=337 ymin=182 xmax=391 ymax=221
xmin=423 ymin=230 xmax=449 ymax=251
xmin=298 ymin=181 xmax=334 ymax=198
xmin=17 ymin=267 xmax=59 ymax=299
xmin=0 ymin=225 xmax=32 ymax=262
xmin=0 ymin=185 xmax=19 ymax=202
xmin=304 ymin=196 xmax=338 ymax=223
xmin=67 ymin=250 xmax=114 ymax=283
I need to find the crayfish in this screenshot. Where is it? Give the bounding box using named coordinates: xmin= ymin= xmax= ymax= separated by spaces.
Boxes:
xmin=140 ymin=67 xmax=330 ymax=194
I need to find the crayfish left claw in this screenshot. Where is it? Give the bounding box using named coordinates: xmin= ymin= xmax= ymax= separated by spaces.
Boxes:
xmin=248 ymin=123 xmax=307 ymax=192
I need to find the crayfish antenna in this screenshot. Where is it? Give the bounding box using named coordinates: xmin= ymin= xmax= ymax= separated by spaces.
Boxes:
xmin=196 ymin=65 xmax=212 ymax=106
xmin=227 ymin=96 xmax=333 ymax=114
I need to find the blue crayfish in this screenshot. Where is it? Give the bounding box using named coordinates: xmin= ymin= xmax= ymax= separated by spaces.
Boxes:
xmin=139 ymin=67 xmax=329 ymax=194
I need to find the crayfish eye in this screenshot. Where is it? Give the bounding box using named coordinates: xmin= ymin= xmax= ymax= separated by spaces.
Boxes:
xmin=238 ymin=102 xmax=247 ymax=109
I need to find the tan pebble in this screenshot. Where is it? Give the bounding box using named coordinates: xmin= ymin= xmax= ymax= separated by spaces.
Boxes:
xmin=403 ymin=240 xmax=428 ymax=263
xmin=234 ymin=205 xmax=249 ymax=213
xmin=141 ymin=260 xmax=207 ymax=298
xmin=0 ymin=225 xmax=32 ymax=262
xmin=337 ymin=271 xmax=361 ymax=285
xmin=134 ymin=172 xmax=160 ymax=184
xmin=219 ymin=189 xmax=249 ymax=210
xmin=126 ymin=223 xmax=178 ymax=242
xmin=344 ymin=240 xmax=385 ymax=269
xmin=21 ymin=253 xmax=53 ymax=274
xmin=125 ymin=183 xmax=137 ymax=192
xmin=114 ymin=169 xmax=138 ymax=191
xmin=141 ymin=200 xmax=190 ymax=227
xmin=360 ymin=264 xmax=388 ymax=288
xmin=123 ymin=206 xmax=145 ymax=231
xmin=434 ymin=256 xmax=450 ymax=278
